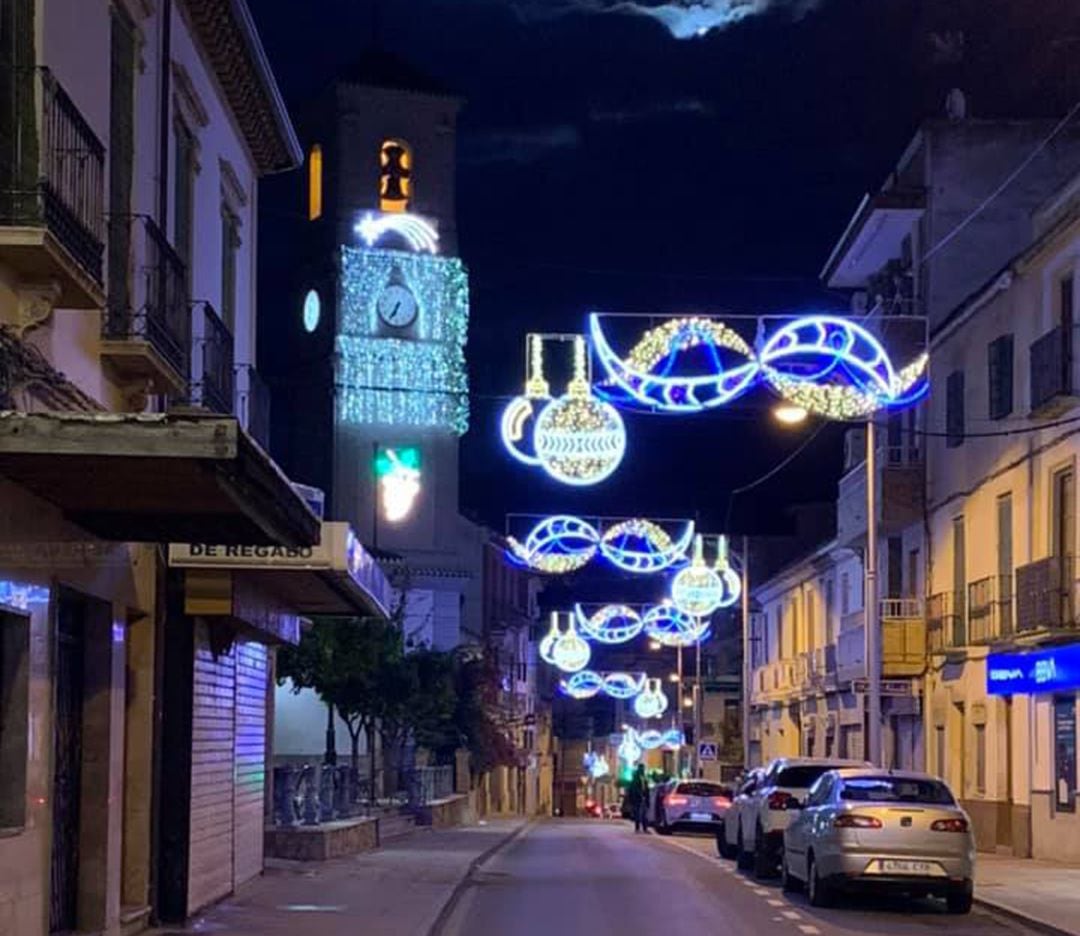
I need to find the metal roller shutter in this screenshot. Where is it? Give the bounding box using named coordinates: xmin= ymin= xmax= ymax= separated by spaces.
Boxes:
xmin=233 ymin=638 xmax=268 ymax=888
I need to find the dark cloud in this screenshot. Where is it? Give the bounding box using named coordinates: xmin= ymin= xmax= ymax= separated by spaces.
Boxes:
xmin=589 ymin=97 xmax=713 ymax=123
xmin=462 ymin=124 xmax=582 ymax=165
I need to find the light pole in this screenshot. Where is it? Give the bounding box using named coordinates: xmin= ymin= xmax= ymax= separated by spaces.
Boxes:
xmin=676 ymin=643 xmax=684 ymax=776
xmin=694 ymin=633 xmax=703 ymax=777
xmin=741 ymin=534 xmax=751 ymax=769
xmin=865 ymin=419 xmax=882 ymax=766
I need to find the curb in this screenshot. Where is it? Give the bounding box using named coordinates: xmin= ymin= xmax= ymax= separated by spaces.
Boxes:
xmin=975 ymin=896 xmax=1078 ymax=936
xmin=424 ymin=820 xmax=534 ymax=936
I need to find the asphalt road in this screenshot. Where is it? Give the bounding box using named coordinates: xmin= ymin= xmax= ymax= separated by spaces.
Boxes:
xmin=437 ymin=820 xmax=1041 ymax=936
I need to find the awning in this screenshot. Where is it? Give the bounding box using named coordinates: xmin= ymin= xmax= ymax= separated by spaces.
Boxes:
xmin=0 ymin=411 xmax=319 ymax=546
xmin=169 ymin=522 xmax=392 ymax=621
xmin=821 ymin=189 xmax=925 ymax=288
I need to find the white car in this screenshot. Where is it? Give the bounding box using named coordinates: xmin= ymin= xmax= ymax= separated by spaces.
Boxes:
xmin=716 ymin=769 xmax=764 ymax=858
xmin=723 ymin=757 xmax=870 ymax=877
xmin=652 ymin=780 xmax=733 ymax=835
xmin=646 ymin=779 xmax=677 ymax=828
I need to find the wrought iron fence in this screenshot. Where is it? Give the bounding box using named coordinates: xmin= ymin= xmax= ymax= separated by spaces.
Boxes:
xmin=967 ymin=575 xmax=1014 ymax=643
xmin=0 ymin=67 xmax=105 ymax=281
xmin=103 ymin=214 xmax=190 ymax=380
xmin=1016 ymin=555 xmax=1076 ymax=633
xmin=236 ymin=364 xmax=271 ymax=449
xmin=272 ymin=764 xmax=370 ymax=826
xmin=192 ymin=301 xmax=234 ymax=413
xmin=926 ymin=591 xmax=961 ymax=651
xmin=405 ymin=765 xmax=455 ymax=807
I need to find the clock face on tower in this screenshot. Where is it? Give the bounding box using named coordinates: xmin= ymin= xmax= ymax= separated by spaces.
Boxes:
xmin=377 ymin=283 xmax=418 ymax=329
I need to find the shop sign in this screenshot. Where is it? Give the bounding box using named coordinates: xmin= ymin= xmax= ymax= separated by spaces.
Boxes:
xmin=987 ymin=643 xmax=1080 ymax=696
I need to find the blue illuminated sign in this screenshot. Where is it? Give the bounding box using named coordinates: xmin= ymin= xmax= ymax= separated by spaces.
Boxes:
xmin=987 ymin=643 xmax=1080 ymax=696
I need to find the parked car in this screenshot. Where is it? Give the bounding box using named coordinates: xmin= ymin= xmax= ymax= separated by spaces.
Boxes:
xmin=646 ymin=779 xmax=677 ymax=828
xmin=717 ymin=768 xmax=763 ymax=859
xmin=653 ymin=780 xmax=733 ymax=835
xmin=781 ymin=769 xmax=975 ymax=914
xmin=604 ymin=803 xmax=622 ymax=819
xmin=726 ymin=757 xmax=870 ymax=877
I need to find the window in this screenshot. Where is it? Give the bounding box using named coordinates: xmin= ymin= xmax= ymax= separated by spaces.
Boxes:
xmin=840 ymin=776 xmax=955 ymax=804
xmin=824 ymin=578 xmax=835 ymax=642
xmin=906 ymin=548 xmax=920 ymax=600
xmin=998 ymin=493 xmax=1013 ymax=630
xmin=973 ymin=724 xmax=987 ymax=794
xmin=173 ymin=120 xmax=196 ymax=269
xmin=805 ymin=590 xmax=815 ymax=646
xmin=308 ymin=144 xmax=323 ymax=220
xmin=953 ymin=516 xmax=967 ymax=644
xmin=988 ymin=334 xmax=1014 ymax=420
xmin=840 ymin=572 xmax=850 ymax=616
xmin=1054 ymin=696 xmax=1076 ymax=813
xmin=887 ymin=536 xmax=902 ymax=599
xmin=379 ymin=138 xmax=412 ymax=212
xmin=946 ymin=370 xmax=965 ymax=447
xmin=220 ymin=207 xmax=240 ymax=333
xmin=1053 ymin=467 xmax=1076 ymax=559
xmin=107 ymin=7 xmax=136 ymax=319
xmin=0 ymin=611 xmax=29 ymax=831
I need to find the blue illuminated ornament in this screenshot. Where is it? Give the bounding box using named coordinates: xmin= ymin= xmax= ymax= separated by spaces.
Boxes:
xmin=506 ymin=515 xmax=599 ymax=575
xmin=602 ymin=672 xmax=647 ymax=700
xmin=355 ymin=211 xmax=440 ymax=254
xmin=560 ymin=670 xmax=605 ymax=700
xmin=643 ymin=602 xmax=710 ymax=647
xmin=539 ymin=612 xmax=563 ymax=666
xmin=504 ymin=515 xmax=690 ymax=575
xmin=712 ymin=535 xmax=741 ymax=609
xmin=560 ymin=670 xmax=646 ymax=701
xmin=584 ymin=751 xmax=611 ymax=779
xmin=527 ymin=336 xmax=627 ymax=486
xmin=618 ymin=731 xmax=643 ymax=765
xmin=598 ymin=519 xmax=693 ymax=573
xmin=589 ymin=312 xmax=928 ymax=420
xmin=550 ymin=614 xmax=591 ymax=673
xmin=575 ymin=603 xmax=644 ymax=644
xmin=633 ymin=728 xmax=685 ymax=751
xmin=500 ymin=335 xmax=551 ymax=468
xmin=0 ymin=580 xmax=49 ymax=611
xmin=671 ymin=535 xmax=725 ymax=618
xmin=633 ymin=678 xmax=669 ymax=719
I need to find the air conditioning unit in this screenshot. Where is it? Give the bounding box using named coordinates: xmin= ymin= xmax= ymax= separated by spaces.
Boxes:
xmin=843 ymin=428 xmax=867 ymax=471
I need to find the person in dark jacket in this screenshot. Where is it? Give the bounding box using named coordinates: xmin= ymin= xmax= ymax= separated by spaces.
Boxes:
xmin=627 ymin=764 xmax=650 ymax=832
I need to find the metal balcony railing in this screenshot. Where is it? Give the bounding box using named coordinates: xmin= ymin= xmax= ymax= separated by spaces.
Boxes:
xmin=927 ymin=591 xmax=963 ymax=651
xmin=0 ymin=67 xmax=105 ymax=282
xmin=236 ymin=364 xmax=271 ymax=450
xmin=967 ymin=575 xmax=1014 ymax=644
xmin=103 ymin=215 xmax=190 ymax=380
xmin=1030 ymin=326 xmax=1073 ymax=413
xmin=192 ymin=301 xmax=234 ymax=414
xmin=1016 ymin=555 xmax=1077 ymax=633
xmin=881 ymin=598 xmax=922 ymax=619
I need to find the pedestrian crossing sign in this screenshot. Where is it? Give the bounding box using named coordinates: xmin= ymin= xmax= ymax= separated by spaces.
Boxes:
xmin=698 ymin=742 xmax=718 ymax=761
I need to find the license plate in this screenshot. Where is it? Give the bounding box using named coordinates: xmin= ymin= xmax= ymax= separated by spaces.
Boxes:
xmin=690 ymin=812 xmax=712 ymax=822
xmin=873 ymin=859 xmax=944 ymax=876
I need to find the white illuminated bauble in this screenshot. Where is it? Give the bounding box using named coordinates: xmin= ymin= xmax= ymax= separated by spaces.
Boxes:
xmin=633 ymin=678 xmax=669 ymax=719
xmin=539 ymin=613 xmax=562 ymax=665
xmin=500 ymin=396 xmax=544 ymax=467
xmin=533 ymin=393 xmax=626 ymax=487
xmin=671 ymin=534 xmax=725 ymax=617
xmin=303 ymin=289 xmax=321 ymax=333
xmin=550 ymin=616 xmax=591 ymax=673
xmin=713 ymin=535 xmax=742 ymax=609
xmin=618 ymin=731 xmax=643 ymax=765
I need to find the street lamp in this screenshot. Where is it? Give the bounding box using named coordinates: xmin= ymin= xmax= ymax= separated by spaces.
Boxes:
xmin=773 ymin=403 xmax=808 ymax=425
xmin=668 ymin=672 xmax=680 ymax=683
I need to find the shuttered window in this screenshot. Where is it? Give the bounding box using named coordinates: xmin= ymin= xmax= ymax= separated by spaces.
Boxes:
xmin=987 ymin=334 xmax=1014 ymax=420
xmin=946 ymin=370 xmax=965 ymax=448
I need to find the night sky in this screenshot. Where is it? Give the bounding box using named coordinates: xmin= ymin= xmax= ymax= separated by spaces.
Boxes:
xmin=250 ymin=0 xmax=1080 ymax=537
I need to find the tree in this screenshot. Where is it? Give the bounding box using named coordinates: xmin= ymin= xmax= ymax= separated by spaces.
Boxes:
xmin=452 ymin=650 xmax=518 ymax=779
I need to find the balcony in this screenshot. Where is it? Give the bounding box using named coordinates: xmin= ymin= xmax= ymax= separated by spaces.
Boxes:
xmin=191 ymin=301 xmax=234 ymax=414
xmin=0 ymin=67 xmax=105 ymax=307
xmin=236 ymin=365 xmax=271 ymax=450
xmin=1016 ymin=555 xmax=1078 ymax=636
xmin=101 ymin=215 xmax=190 ymax=395
xmin=927 ymin=591 xmax=963 ymax=651
xmin=1030 ymin=326 xmax=1077 ymax=418
xmin=967 ymin=575 xmax=1014 ymax=644
xmin=838 ymin=601 xmax=926 ymax=680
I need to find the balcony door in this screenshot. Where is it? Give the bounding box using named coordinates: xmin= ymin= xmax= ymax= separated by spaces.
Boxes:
xmin=953 ymin=517 xmax=966 ymax=645
xmin=997 ymin=493 xmax=1013 ymax=634
xmin=1052 ymin=466 xmax=1075 ymax=626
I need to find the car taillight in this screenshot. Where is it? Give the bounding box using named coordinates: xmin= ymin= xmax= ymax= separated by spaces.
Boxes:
xmin=931 ymin=818 xmax=969 ymax=833
xmin=833 ymin=814 xmax=883 ymax=829
xmin=767 ymin=791 xmax=799 ymax=810
xmin=712 ymin=797 xmax=730 ymax=807
xmin=666 ymin=795 xmax=689 ymax=806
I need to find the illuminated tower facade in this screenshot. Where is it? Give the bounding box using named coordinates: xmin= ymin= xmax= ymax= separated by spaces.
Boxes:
xmin=273 ymin=55 xmax=481 ymax=646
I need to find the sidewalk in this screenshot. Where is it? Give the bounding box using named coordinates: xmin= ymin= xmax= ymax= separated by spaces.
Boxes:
xmin=976 ymin=853 xmax=1080 ymax=936
xmin=152 ymin=819 xmax=527 ymax=936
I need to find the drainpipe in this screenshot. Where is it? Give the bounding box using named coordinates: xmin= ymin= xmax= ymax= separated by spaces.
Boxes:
xmin=158 ymin=0 xmax=172 ymax=230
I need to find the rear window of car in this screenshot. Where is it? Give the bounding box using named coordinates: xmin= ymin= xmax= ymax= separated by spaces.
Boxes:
xmin=774 ymin=765 xmax=838 ymax=788
xmin=839 ymin=776 xmax=956 ymax=805
xmin=677 ymin=782 xmax=732 ymax=798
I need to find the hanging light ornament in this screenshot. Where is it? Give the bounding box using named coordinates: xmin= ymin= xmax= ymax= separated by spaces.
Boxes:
xmin=713 ymin=535 xmax=742 ymax=609
xmin=550 ymin=612 xmax=591 ymax=673
xmin=506 ymin=515 xmax=599 ymax=574
xmin=560 ymin=670 xmax=646 ymax=700
xmin=532 ymin=336 xmax=627 ymax=486
xmin=644 ymin=602 xmax=710 ymax=647
xmin=670 ymin=535 xmax=726 ymax=618
xmin=633 ymin=678 xmax=670 ymax=719
xmin=575 ymin=603 xmax=645 ymax=644
xmin=538 ymin=612 xmax=563 ymax=666
xmin=500 ymin=334 xmax=551 ymax=467
xmin=597 ymin=519 xmax=694 ymax=573
xmin=618 ymin=730 xmax=643 ymax=765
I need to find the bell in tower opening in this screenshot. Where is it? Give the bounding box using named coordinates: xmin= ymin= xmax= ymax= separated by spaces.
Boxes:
xmin=380 ymin=138 xmax=412 ymax=212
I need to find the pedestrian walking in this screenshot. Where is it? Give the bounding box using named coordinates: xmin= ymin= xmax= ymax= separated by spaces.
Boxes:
xmin=627 ymin=764 xmax=649 ymax=833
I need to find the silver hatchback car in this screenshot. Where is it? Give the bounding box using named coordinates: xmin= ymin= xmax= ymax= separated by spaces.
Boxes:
xmin=782 ymin=769 xmax=976 ymax=914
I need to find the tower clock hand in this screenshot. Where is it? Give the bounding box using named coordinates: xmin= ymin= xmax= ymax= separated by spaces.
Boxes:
xmin=391 ymin=301 xmax=402 ymax=321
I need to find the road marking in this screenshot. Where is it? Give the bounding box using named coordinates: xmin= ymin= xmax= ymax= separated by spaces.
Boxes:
xmin=781 ymin=910 xmax=801 ymax=920
xmin=797 ymin=926 xmax=820 ymax=935
xmin=766 ymin=898 xmax=784 ymax=907
xmin=752 ymin=888 xmax=769 ymax=896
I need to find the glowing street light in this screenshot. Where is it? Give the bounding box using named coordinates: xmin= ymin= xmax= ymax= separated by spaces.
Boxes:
xmin=773 ymin=403 xmax=809 ymax=425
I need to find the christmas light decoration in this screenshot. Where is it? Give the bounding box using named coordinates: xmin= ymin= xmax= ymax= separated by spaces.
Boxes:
xmin=671 ymin=535 xmax=726 ymax=617
xmin=337 ymin=247 xmax=469 ymax=434
xmin=643 ymin=602 xmax=711 ymax=647
xmin=303 ymin=289 xmax=321 ymax=333
xmin=618 ymin=732 xmax=643 ymax=765
xmin=504 ymin=515 xmax=691 ymax=575
xmin=603 ymin=672 xmax=647 ymax=700
xmin=506 ymin=515 xmax=599 ymax=574
xmin=500 ymin=334 xmax=551 ymax=467
xmin=539 ymin=612 xmax=563 ymax=666
xmin=559 ymin=670 xmax=646 ymax=700
xmin=712 ymin=535 xmax=741 ymax=608
xmin=0 ymin=580 xmax=49 ymax=611
xmin=598 ymin=519 xmax=693 ymax=573
xmin=619 ymin=727 xmax=684 ymax=762
xmin=575 ymin=603 xmax=645 ymax=644
xmin=355 ymin=211 xmax=440 ymax=254
xmin=550 ymin=613 xmax=591 ymax=673
xmin=531 ymin=336 xmax=626 ymax=486
xmin=633 ymin=678 xmax=669 ymax=719
xmin=584 ymin=751 xmax=611 ymax=779
xmin=374 ymin=446 xmax=421 ymax=522
xmin=589 ymin=313 xmax=928 ymax=420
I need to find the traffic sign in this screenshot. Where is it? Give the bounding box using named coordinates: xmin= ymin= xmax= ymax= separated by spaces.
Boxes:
xmin=698 ymin=742 xmax=718 ymax=761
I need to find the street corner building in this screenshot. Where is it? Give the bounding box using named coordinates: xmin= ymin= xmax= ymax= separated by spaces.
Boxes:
xmin=0 ymin=1 xmax=388 ymax=934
